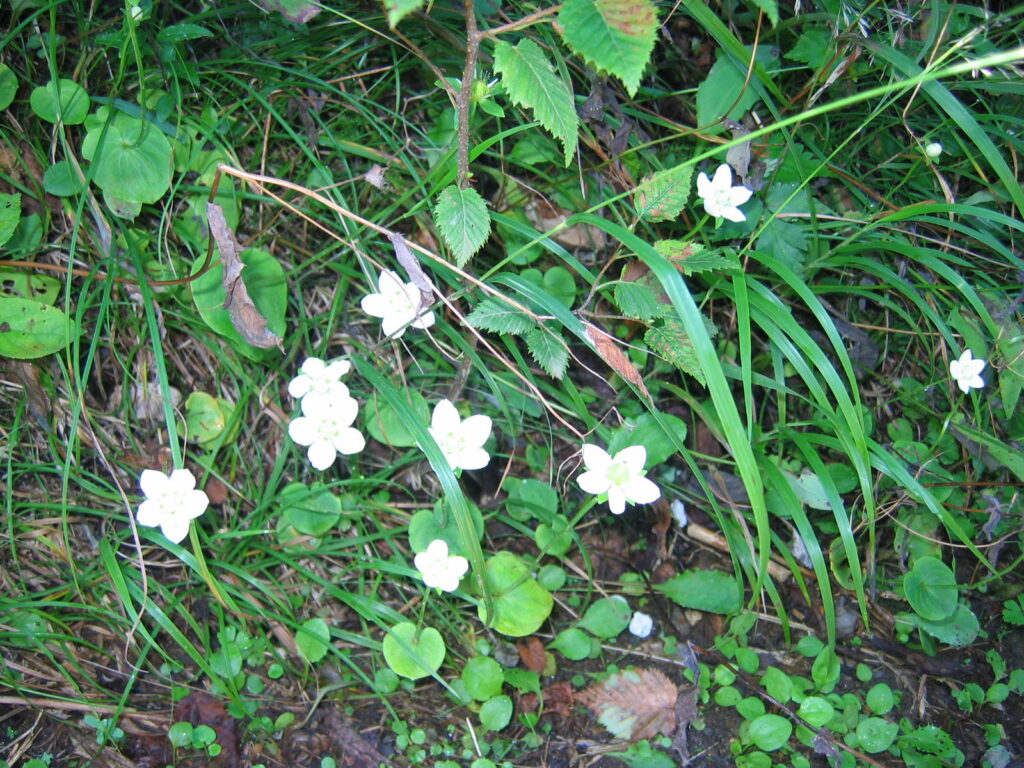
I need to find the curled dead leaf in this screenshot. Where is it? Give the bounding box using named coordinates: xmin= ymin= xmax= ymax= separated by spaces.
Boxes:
xmin=207 ymin=203 xmax=283 ymax=350
xmin=582 ymin=320 xmax=650 ymax=400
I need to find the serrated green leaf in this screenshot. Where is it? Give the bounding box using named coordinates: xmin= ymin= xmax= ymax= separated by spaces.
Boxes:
xmin=381 ymin=0 xmax=423 ymax=26
xmin=653 ymin=240 xmax=737 ymax=275
xmin=434 ymin=185 xmax=490 ymax=267
xmin=467 ymin=297 xmax=535 ymax=335
xmin=526 ymin=326 xmax=569 ymax=379
xmin=645 ymin=317 xmax=704 ymax=384
xmin=558 ymin=0 xmax=658 ymax=97
xmin=614 ymin=281 xmax=662 ymax=321
xmin=744 ymin=0 xmax=778 ymax=25
xmin=493 ymin=39 xmax=578 ymax=166
xmin=634 ymin=164 xmax=693 ymax=222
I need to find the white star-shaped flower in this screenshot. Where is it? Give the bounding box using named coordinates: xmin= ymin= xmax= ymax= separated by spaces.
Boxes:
xmin=629 ymin=611 xmax=655 ymax=638
xmin=696 ymin=164 xmax=753 ymax=223
xmin=360 ymin=269 xmax=435 ymax=339
xmin=136 ymin=469 xmax=209 ymax=544
xmin=414 ymin=539 xmax=469 ymax=592
xmin=287 ymin=357 xmax=351 ymax=403
xmin=576 ymin=444 xmax=660 ymax=515
xmin=288 ymin=394 xmax=366 ymax=470
xmin=428 ymin=398 xmax=492 ymax=471
xmin=949 ymin=349 xmax=986 ymax=393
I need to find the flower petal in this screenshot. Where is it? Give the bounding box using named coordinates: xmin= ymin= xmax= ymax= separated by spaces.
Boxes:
xmin=577 ymin=469 xmax=611 ymax=495
xmin=711 ymin=163 xmax=733 ymax=190
xmin=457 ymin=447 xmax=490 ymax=470
xmin=307 ymin=441 xmax=337 ymax=471
xmin=432 ymin=399 xmax=460 ymax=431
xmin=288 ymin=417 xmax=318 ymax=446
xmin=582 ymin=444 xmax=612 ymax=474
xmin=624 ymin=475 xmax=660 ymax=506
xmin=300 ymin=357 xmax=326 ymax=376
xmin=461 ymin=414 xmax=492 ymax=447
xmin=720 ymin=205 xmax=746 ymax=223
xmin=728 ymin=185 xmax=753 ymax=206
xmin=696 ymin=171 xmax=712 ymax=199
xmin=287 ymin=375 xmax=311 ymax=398
xmin=606 ymin=486 xmax=627 ymax=515
xmin=139 ymin=469 xmax=169 ymax=498
xmin=360 ymin=293 xmax=387 ymax=318
xmin=332 ymin=427 xmax=366 ymax=455
xmin=614 ymin=445 xmax=648 ymax=474
xmin=136 ymin=498 xmax=162 ymax=528
xmin=161 ymin=516 xmax=192 ymax=544
xmin=168 ymin=468 xmax=197 ymax=492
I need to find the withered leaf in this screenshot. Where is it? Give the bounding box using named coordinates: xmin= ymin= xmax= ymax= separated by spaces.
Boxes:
xmin=544 ymin=680 xmax=575 ymax=718
xmin=207 ymin=203 xmax=283 ymax=350
xmin=582 ymin=320 xmax=650 ymax=400
xmin=578 ymin=667 xmax=678 ymax=741
xmin=388 ymin=232 xmax=433 ymax=310
xmin=516 ymin=636 xmax=548 ymax=674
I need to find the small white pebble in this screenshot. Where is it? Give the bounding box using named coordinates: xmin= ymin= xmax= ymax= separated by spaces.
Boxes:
xmin=671 ymin=499 xmax=689 ymax=529
xmin=629 ymin=611 xmax=654 ymax=638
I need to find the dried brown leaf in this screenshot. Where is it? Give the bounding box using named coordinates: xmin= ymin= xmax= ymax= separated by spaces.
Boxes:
xmin=582 ymin=320 xmax=650 ymax=400
xmin=544 ymin=680 xmax=575 ymax=718
xmin=207 ymin=203 xmax=283 ymax=350
xmin=578 ymin=667 xmax=678 ymax=741
xmin=516 ymin=636 xmax=547 ymax=674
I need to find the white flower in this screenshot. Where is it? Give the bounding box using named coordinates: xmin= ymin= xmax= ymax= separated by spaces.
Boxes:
xmin=629 ymin=611 xmax=654 ymax=638
xmin=428 ymin=399 xmax=492 ymax=471
xmin=360 ymin=269 xmax=435 ymax=339
xmin=696 ymin=164 xmax=753 ymax=223
xmin=288 ymin=394 xmax=365 ymax=470
xmin=136 ymin=469 xmax=209 ymax=544
xmin=949 ymin=349 xmax=986 ymax=393
xmin=287 ymin=357 xmax=351 ymax=403
xmin=414 ymin=539 xmax=469 ymax=592
xmin=577 ymin=444 xmax=660 ymax=515
xmin=129 ymin=4 xmax=143 ymax=20
xmin=924 ymin=142 xmax=943 ymax=159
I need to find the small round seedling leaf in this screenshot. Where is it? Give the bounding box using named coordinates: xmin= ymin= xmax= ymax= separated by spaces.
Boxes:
xmin=904 ymin=556 xmax=959 ymax=621
xmin=296 ymin=617 xmax=331 ymax=664
xmin=0 ymin=297 xmax=78 ymax=359
xmin=748 ymin=714 xmax=792 ymax=752
xmin=167 ymin=721 xmax=194 ymax=748
xmin=866 ymin=683 xmax=895 ymax=715
xmin=279 ymin=482 xmax=343 ymax=537
xmin=184 ymin=391 xmax=240 ymax=449
xmin=362 ymin=390 xmax=429 ymax=448
xmin=82 ymin=116 xmax=172 ymax=203
xmin=478 ymin=695 xmax=513 ymax=732
xmin=382 ymin=622 xmax=445 ymax=679
xmin=477 ymin=552 xmax=553 ymax=637
xmin=579 ymin=597 xmax=632 ymax=639
xmin=537 ymin=564 xmax=567 ymax=591
xmin=43 ymin=160 xmax=88 ymax=197
xmin=760 ymin=667 xmax=793 ymax=703
xmin=30 ymin=78 xmax=90 ymax=124
xmin=797 ymin=696 xmax=834 ymax=727
xmin=856 ymin=717 xmax=898 ymax=753
xmin=463 ymin=656 xmax=504 ymax=701
xmin=0 ymin=64 xmax=17 ymax=111
xmin=550 ymin=628 xmax=592 ymax=661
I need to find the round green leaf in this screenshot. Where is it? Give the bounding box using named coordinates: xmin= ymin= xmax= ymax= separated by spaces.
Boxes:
xmin=296 ymin=617 xmax=331 ymax=664
xmin=760 ymin=667 xmax=793 ymax=703
xmin=856 ymin=717 xmax=898 ymax=753
xmin=167 ymin=722 xmax=194 ymax=748
xmin=383 ymin=622 xmax=446 ymax=679
xmin=578 ymin=597 xmax=631 ymax=639
xmin=747 ymin=714 xmax=792 ymax=752
xmin=549 ymin=628 xmax=591 ymax=661
xmin=505 ymin=478 xmax=559 ymax=521
xmin=479 ymin=695 xmax=513 ymax=732
xmin=477 ymin=552 xmax=553 ymax=637
xmin=904 ymin=556 xmax=958 ymax=621
xmin=0 ymin=63 xmax=17 ymax=111
xmin=463 ymin=656 xmax=504 ymax=701
xmin=909 ymin=603 xmax=980 ymax=646
xmin=866 ymin=683 xmax=895 ymax=715
xmin=81 ymin=116 xmax=172 ymax=203
xmin=362 ymin=389 xmax=429 ymax=448
xmin=185 ymin=391 xmax=240 ymax=449
xmin=534 ymin=514 xmax=573 ymax=557
xmin=542 ymin=265 xmax=576 ymax=307
xmin=43 ymin=160 xmax=88 ymax=197
xmin=797 ymin=696 xmax=834 ymax=727
xmin=714 ymin=685 xmax=741 ymax=706
xmin=736 ymin=696 xmax=765 ymax=720
xmin=0 ymin=297 xmax=78 ymax=359
xmin=537 ymin=564 xmax=566 ymax=591
xmin=30 ymin=78 xmax=90 ymax=124
xmin=278 ymin=482 xmax=342 ymax=537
